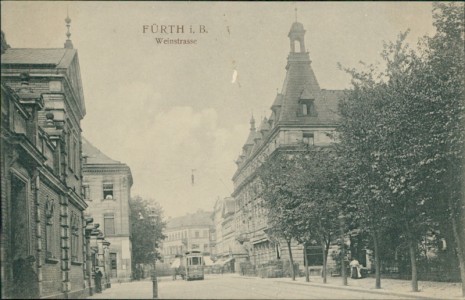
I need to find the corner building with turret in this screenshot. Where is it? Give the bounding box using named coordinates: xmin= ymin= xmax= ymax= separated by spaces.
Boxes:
xmin=231 ymin=22 xmax=343 ymax=275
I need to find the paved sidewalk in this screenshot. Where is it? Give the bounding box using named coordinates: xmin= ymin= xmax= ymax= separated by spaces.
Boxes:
xmin=235 ymin=273 xmax=463 ymax=299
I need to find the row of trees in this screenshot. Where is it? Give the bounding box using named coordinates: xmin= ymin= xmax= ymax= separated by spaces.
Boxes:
xmin=258 ymin=3 xmax=464 ymax=295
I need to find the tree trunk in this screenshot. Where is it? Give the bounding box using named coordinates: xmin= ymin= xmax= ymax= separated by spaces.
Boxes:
xmin=372 ymin=231 xmax=381 ymax=289
xmin=405 ymin=222 xmax=419 ymax=292
xmin=322 ymin=244 xmax=327 ymax=284
xmin=286 ymin=239 xmax=295 ymax=281
xmin=408 ymin=237 xmax=419 ymax=292
xmin=450 ymin=210 xmax=465 ymax=297
xmin=303 ymin=242 xmax=309 ymax=282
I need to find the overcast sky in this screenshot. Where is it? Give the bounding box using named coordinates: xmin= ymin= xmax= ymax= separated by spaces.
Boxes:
xmin=1 ymin=1 xmax=436 ymax=218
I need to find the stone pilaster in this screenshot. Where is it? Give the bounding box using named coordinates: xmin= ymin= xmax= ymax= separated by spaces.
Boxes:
xmin=60 ymin=195 xmax=70 ymax=296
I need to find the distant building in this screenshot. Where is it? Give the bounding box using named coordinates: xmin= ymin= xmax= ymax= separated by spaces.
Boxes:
xmin=231 ymin=21 xmax=342 ymax=272
xmin=161 ymin=210 xmax=213 ymax=266
xmin=1 ymin=23 xmax=91 ymax=298
xmin=82 ymin=138 xmax=134 ymax=282
xmin=212 ymin=197 xmax=247 ymax=272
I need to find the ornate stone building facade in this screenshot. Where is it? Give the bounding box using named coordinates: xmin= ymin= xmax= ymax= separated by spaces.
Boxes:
xmin=212 ymin=197 xmax=247 ymax=272
xmin=1 ymin=26 xmax=90 ymax=298
xmin=82 ymin=138 xmax=133 ymax=282
xmin=231 ymin=22 xmax=342 ymax=272
xmin=160 ymin=210 xmax=213 ymax=266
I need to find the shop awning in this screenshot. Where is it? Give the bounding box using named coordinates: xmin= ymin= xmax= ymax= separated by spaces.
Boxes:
xmin=214 ymin=257 xmax=235 ymax=266
xmin=170 ymin=258 xmax=181 ymax=269
xmin=203 ymin=256 xmax=214 ymax=266
xmin=223 ymin=257 xmax=235 ymax=264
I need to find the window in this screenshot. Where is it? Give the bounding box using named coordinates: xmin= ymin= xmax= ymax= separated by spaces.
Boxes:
xmin=191 ymin=257 xmax=201 ymax=265
xmin=45 ymin=197 xmax=56 ymax=259
xmin=204 ymin=244 xmax=209 ymax=251
xmin=303 ymin=132 xmax=314 ymax=146
xmin=82 ymin=185 xmax=90 ymax=200
xmin=302 ymin=103 xmax=308 ymax=115
xmin=191 ymin=244 xmax=199 ymax=249
xmin=67 ymin=132 xmax=72 ymax=170
xmin=70 ymin=212 xmax=80 ymax=262
xmin=195 ymin=231 xmax=199 ymax=238
xmin=49 ymin=81 xmax=62 ymax=92
xmin=299 ymin=99 xmax=316 ymax=117
xmin=73 ymin=138 xmax=78 ymax=172
xmin=104 ymin=214 xmax=115 ymax=235
xmin=110 ymin=253 xmax=117 ymax=278
xmin=103 ymin=183 xmax=114 ymax=200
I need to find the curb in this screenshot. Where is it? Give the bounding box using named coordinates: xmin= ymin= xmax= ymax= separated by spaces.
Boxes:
xmin=233 ymin=275 xmax=450 ymax=300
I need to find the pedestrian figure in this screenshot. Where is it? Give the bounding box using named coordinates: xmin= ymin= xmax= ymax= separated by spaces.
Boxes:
xmin=94 ymin=268 xmax=103 ymax=293
xmin=11 ymin=255 xmax=39 ymax=299
xmin=349 ymin=258 xmax=361 ymax=279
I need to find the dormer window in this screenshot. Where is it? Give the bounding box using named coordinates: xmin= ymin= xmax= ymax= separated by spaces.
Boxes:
xmin=299 ymin=99 xmax=316 ymax=117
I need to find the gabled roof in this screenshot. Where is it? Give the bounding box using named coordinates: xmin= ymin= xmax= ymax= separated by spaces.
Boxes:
xmin=300 ymin=85 xmax=317 ymax=100
xmin=1 ymin=47 xmax=86 ymax=117
xmin=82 ymin=137 xmax=121 ymax=165
xmin=1 ymin=48 xmax=77 ymax=68
xmin=166 ymin=210 xmax=213 ymax=229
xmin=258 ymin=117 xmax=270 ymax=132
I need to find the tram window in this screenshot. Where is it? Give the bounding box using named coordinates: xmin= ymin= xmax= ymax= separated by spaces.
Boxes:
xmin=192 ymin=257 xmax=200 ymax=265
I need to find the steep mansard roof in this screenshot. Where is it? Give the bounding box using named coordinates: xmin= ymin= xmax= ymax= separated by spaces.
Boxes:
xmin=234 ymin=21 xmax=343 ymax=171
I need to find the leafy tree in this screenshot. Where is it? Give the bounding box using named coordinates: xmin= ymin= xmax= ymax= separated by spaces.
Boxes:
xmin=337 ymin=71 xmax=394 ymax=289
xmin=337 ymin=3 xmax=464 ymax=293
xmin=421 ymin=3 xmax=465 ymax=295
xmin=258 ymin=150 xmax=302 ymax=281
xmin=130 ymin=196 xmax=166 ymax=269
xmin=258 ymin=146 xmax=342 ymax=283
xmin=292 ymin=147 xmax=343 ymax=284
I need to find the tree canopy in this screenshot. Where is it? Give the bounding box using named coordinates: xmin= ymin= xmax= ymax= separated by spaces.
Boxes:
xmin=130 ymin=196 xmax=166 ymax=266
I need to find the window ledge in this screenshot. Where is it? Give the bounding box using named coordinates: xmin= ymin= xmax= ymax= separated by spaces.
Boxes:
xmin=45 ymin=257 xmax=59 ymax=264
xmin=71 ymin=260 xmax=83 ymax=266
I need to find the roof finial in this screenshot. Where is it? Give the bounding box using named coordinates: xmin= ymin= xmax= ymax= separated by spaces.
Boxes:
xmin=64 ymin=7 xmax=74 ymax=49
xmin=250 ymin=113 xmax=256 ymax=131
xmin=295 ymin=7 xmax=298 ymax=22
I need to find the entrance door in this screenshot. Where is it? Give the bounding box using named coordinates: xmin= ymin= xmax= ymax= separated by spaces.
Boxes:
xmin=11 ymin=175 xmax=30 ymax=260
xmin=10 ymin=175 xmax=31 ymax=298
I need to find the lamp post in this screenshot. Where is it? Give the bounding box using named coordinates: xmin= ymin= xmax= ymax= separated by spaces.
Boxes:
xmin=338 ymin=214 xmax=348 ymax=286
xmin=140 ymin=211 xmax=158 ymax=299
